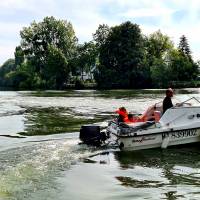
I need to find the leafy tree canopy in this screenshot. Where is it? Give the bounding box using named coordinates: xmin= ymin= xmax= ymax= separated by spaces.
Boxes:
xmin=44 ymin=45 xmax=69 ymax=89
xmin=11 ymin=16 xmax=78 ymax=89
xmin=178 ymin=35 xmax=191 ymax=58
xmin=0 ymin=59 xmax=16 ymax=76
xmin=95 ymin=21 xmax=146 ymax=88
xmin=20 ymin=16 xmax=77 ymax=72
xmin=93 ymin=24 xmax=110 ymax=48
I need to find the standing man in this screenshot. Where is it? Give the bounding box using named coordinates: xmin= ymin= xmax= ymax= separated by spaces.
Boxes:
xmin=163 ymin=88 xmax=174 ymax=114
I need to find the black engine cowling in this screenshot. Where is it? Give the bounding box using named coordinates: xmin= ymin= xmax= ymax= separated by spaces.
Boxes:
xmin=79 ymin=125 xmax=108 ymax=146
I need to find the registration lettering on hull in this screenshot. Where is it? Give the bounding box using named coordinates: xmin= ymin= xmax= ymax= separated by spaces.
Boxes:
xmin=162 ymin=129 xmax=197 ymax=140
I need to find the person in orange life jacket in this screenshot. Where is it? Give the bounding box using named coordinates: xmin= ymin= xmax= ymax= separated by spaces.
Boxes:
xmin=115 ymin=107 xmax=128 ymax=122
xmin=163 ymin=88 xmax=174 ymax=114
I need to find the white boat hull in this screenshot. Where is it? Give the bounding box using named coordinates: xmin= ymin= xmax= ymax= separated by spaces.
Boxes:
xmin=116 ymin=128 xmax=200 ymax=151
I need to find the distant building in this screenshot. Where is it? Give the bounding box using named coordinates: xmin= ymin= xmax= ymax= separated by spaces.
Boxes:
xmin=73 ymin=65 xmax=96 ymax=81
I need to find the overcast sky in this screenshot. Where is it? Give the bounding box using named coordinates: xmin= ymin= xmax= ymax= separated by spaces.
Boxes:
xmin=1 ymin=0 xmax=200 ymax=65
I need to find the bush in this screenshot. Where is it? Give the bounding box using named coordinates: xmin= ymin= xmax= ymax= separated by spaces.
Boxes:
xmin=75 ymin=79 xmax=84 ymax=89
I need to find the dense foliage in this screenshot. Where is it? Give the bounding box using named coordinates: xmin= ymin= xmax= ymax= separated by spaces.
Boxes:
xmin=94 ymin=21 xmax=148 ymax=88
xmin=0 ymin=17 xmax=199 ymax=89
xmin=1 ymin=16 xmax=77 ymax=89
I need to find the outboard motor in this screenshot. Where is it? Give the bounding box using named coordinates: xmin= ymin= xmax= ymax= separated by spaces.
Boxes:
xmin=79 ymin=125 xmax=109 ymax=146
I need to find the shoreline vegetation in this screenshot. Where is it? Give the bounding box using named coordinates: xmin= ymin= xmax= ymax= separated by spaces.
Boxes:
xmin=0 ymin=16 xmax=199 ymax=90
xmin=0 ymin=81 xmax=200 ymax=91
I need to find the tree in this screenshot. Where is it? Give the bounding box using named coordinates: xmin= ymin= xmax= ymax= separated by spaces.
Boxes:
xmin=168 ymin=49 xmax=198 ymax=81
xmin=15 ymin=16 xmax=77 ymax=89
xmin=93 ymin=24 xmax=110 ymax=49
xmin=20 ymin=16 xmax=77 ymax=60
xmin=14 ymin=46 xmax=24 ymax=67
xmin=95 ymin=21 xmax=146 ymax=88
xmin=178 ymin=35 xmax=191 ymax=58
xmin=0 ymin=59 xmax=16 ymax=87
xmin=150 ymin=58 xmax=170 ymax=88
xmin=146 ymin=30 xmax=174 ymax=73
xmin=146 ymin=30 xmax=174 ymax=60
xmin=145 ymin=30 xmax=174 ymax=87
xmin=44 ymin=45 xmax=69 ymax=89
xmin=176 ymin=35 xmax=198 ymax=81
xmin=0 ymin=59 xmax=15 ymax=77
xmin=75 ymin=42 xmax=98 ymax=80
xmin=5 ymin=60 xmax=40 ymax=89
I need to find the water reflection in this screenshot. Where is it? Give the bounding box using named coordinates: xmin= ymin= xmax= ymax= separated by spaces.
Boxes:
xmin=113 ymin=145 xmax=200 ymax=199
xmin=20 ymin=107 xmax=111 ymax=135
xmin=115 ymin=145 xmax=200 ymax=168
xmin=27 ymin=88 xmax=200 ymax=98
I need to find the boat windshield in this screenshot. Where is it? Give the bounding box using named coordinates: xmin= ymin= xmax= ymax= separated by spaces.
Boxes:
xmin=174 ymin=96 xmax=200 ymax=107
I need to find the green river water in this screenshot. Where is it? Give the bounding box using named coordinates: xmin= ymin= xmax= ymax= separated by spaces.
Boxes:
xmin=0 ymin=89 xmax=200 ymax=200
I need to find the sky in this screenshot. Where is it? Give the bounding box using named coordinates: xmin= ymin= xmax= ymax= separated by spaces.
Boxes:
xmin=1 ymin=0 xmax=200 ymax=65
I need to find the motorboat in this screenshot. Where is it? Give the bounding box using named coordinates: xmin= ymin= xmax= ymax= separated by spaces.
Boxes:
xmin=106 ymin=97 xmax=200 ymax=151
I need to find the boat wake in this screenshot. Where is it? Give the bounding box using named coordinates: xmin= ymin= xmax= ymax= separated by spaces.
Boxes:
xmin=0 ymin=134 xmax=113 ymax=200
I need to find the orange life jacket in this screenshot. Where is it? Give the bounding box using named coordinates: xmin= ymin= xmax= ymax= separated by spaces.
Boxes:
xmin=115 ymin=110 xmax=128 ymax=122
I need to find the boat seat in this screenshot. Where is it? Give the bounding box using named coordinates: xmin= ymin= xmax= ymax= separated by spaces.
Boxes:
xmin=154 ymin=111 xmax=162 ymax=122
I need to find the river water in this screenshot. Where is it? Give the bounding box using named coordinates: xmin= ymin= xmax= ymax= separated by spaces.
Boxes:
xmin=0 ymin=89 xmax=200 ymax=200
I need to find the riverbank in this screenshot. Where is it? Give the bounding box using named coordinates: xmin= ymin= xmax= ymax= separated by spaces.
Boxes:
xmin=1 ymin=80 xmax=200 ymax=91
xmin=51 ymin=80 xmax=200 ymax=90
